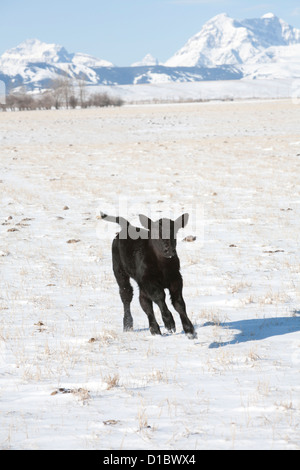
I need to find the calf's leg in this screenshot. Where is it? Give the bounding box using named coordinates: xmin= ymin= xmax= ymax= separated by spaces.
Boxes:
xmin=112 ymin=243 xmax=133 ymax=331
xmin=169 ymin=278 xmax=197 ymax=339
xmin=142 ymin=282 xmax=176 ymax=334
xmin=155 ymin=293 xmax=176 ymax=334
xmin=139 ymin=290 xmax=161 ymax=335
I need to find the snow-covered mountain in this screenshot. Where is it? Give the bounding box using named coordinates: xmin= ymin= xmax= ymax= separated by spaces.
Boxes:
xmin=165 ymin=12 xmax=300 ymax=67
xmin=1 ymin=13 xmax=300 ymax=92
xmin=0 ymin=39 xmax=115 ymax=91
xmin=0 ymin=38 xmax=113 ymax=68
xmin=1 ymin=39 xmax=69 ymax=65
xmin=131 ymin=54 xmax=160 ymax=67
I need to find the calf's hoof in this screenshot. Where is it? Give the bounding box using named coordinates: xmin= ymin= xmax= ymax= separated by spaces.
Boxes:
xmin=167 ymin=326 xmax=176 ymax=334
xmin=150 ymin=325 xmax=162 ymax=336
xmin=124 ymin=326 xmax=133 ymax=332
xmin=123 ymin=318 xmax=133 ymax=332
xmin=186 ymin=330 xmax=197 ymax=340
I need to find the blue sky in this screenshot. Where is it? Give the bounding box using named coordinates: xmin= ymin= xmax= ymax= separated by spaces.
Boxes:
xmin=1 ymin=0 xmax=300 ymax=65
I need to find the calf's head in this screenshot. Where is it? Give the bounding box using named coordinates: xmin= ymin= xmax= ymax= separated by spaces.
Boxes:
xmin=139 ymin=213 xmax=189 ymax=259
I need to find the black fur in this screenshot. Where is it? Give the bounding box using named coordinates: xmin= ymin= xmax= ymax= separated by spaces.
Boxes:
xmin=101 ymin=212 xmax=197 ymax=339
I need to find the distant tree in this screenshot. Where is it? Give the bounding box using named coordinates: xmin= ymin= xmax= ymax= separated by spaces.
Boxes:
xmin=69 ymin=95 xmax=78 ymax=109
xmin=77 ymin=73 xmax=87 ymax=108
xmin=49 ymin=71 xmax=74 ymax=109
xmin=61 ymin=75 xmax=73 ymax=108
xmin=49 ymin=79 xmax=64 ymax=109
xmin=38 ymin=91 xmax=55 ymax=110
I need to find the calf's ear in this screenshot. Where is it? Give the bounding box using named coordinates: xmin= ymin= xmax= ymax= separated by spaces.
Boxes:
xmin=174 ymin=213 xmax=189 ymax=232
xmin=139 ymin=214 xmax=153 ymax=230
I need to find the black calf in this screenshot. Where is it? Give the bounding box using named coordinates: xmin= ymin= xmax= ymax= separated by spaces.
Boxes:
xmin=101 ymin=212 xmax=197 ymax=339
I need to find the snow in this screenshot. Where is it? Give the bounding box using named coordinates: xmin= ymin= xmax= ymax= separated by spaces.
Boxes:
xmin=243 ymin=45 xmax=300 ymax=80
xmin=261 ymin=13 xmax=276 ymax=19
xmin=0 ymin=99 xmax=300 ymax=450
xmin=72 ymin=52 xmax=114 ymax=68
xmin=84 ymin=78 xmax=300 ymax=104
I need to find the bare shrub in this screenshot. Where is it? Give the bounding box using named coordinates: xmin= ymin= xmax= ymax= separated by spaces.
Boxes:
xmin=89 ymin=92 xmax=124 ymax=108
xmin=3 ymin=84 xmax=123 ymax=111
xmin=38 ymin=91 xmax=55 ymax=110
xmin=5 ymin=93 xmax=36 ymax=111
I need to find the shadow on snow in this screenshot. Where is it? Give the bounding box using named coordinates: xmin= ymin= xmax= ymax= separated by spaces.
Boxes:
xmin=204 ymin=310 xmax=300 ymax=348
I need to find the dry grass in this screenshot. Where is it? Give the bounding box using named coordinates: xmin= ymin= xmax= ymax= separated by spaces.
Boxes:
xmin=104 ymin=373 xmax=120 ymax=390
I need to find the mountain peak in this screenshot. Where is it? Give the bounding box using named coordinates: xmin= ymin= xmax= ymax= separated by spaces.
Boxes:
xmin=19 ymin=38 xmax=44 ymax=46
xmin=131 ymin=54 xmax=159 ymax=67
xmin=261 ymin=12 xmax=276 ymax=19
xmin=2 ymin=38 xmax=71 ymax=64
xmin=208 ymin=12 xmax=231 ymax=21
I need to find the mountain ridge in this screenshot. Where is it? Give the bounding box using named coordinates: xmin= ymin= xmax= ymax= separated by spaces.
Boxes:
xmin=1 ymin=12 xmax=300 ymax=92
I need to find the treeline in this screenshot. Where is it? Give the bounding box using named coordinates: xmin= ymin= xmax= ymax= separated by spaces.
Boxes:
xmin=0 ymin=77 xmax=124 ymax=111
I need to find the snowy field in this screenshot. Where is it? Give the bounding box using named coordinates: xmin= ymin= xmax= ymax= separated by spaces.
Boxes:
xmin=86 ymin=78 xmax=300 ymax=104
xmin=0 ymin=99 xmax=300 ymax=450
